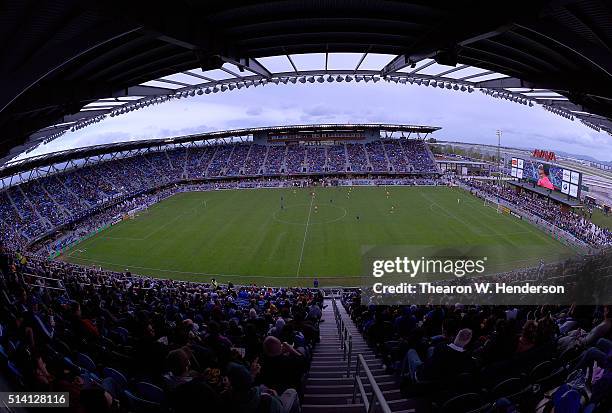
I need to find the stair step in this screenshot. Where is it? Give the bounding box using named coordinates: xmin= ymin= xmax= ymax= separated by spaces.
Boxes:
xmin=310 ymin=361 xmax=384 ymax=369
xmin=305 ymin=381 xmax=398 ymax=394
xmin=303 ymin=389 xmax=404 ymax=404
xmin=309 ymin=369 xmax=388 ymax=378
xmin=302 ymin=404 xmax=364 ymax=413
xmin=305 ymin=299 xmax=409 ymax=412
xmin=312 ymin=353 xmax=379 ymax=363
xmin=315 ymin=346 xmax=371 ymax=351
xmin=306 ymin=377 xmax=360 ymax=385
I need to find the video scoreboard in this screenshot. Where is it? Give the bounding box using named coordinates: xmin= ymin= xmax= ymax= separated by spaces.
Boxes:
xmin=511 ymin=157 xmax=581 ymax=198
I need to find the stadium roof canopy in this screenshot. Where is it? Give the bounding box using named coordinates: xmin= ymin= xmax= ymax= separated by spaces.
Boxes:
xmin=1 ymin=0 xmax=612 ymax=165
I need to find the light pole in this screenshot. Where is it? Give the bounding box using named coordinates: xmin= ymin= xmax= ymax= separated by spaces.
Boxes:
xmin=496 ymin=130 xmax=502 ymax=188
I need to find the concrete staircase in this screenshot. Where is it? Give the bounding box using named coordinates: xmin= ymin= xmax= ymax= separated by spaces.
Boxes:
xmin=302 ymin=299 xmax=424 ymax=413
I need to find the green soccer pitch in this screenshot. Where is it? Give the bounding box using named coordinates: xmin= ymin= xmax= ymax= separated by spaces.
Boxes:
xmin=60 ymin=186 xmax=576 ymax=286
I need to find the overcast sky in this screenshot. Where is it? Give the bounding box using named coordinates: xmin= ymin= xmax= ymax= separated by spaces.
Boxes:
xmin=25 ymin=72 xmax=612 ymax=162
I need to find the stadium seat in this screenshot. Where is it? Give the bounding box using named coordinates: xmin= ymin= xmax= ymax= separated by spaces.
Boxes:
xmin=439 ymin=393 xmax=489 ymax=413
xmin=0 ymin=344 xmax=8 ymax=365
xmin=115 ymin=327 xmax=129 ymax=342
xmin=489 ymin=377 xmax=533 ymax=404
xmin=529 ymin=360 xmax=567 ymax=391
xmin=63 ymin=356 xmax=82 ymax=374
xmin=124 ymin=390 xmax=163 ymax=413
xmin=33 ymin=314 xmax=53 ymax=339
xmin=6 ymin=361 xmax=24 ymax=388
xmin=77 ymin=352 xmax=97 ymax=372
xmin=103 ymin=367 xmax=128 ymax=392
xmin=135 ymin=381 xmax=165 ymax=405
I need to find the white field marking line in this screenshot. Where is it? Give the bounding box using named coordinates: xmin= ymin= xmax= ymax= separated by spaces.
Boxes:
xmin=141 ymin=209 xmax=192 ymax=240
xmin=477 ymin=230 xmax=531 ymax=237
xmin=458 ymin=188 xmax=566 ymax=245
xmin=63 ymin=255 xmax=360 ymax=279
xmin=296 ymin=192 xmax=315 ymax=277
xmin=67 ymin=249 xmax=86 ymax=258
xmin=101 ymin=200 xmax=208 ymax=242
xmin=64 ymin=251 xmax=566 ymax=281
xmin=423 ymin=193 xmax=480 ymax=233
xmin=102 ymin=236 xmax=149 ymax=241
xmin=272 ymin=203 xmax=347 ymax=226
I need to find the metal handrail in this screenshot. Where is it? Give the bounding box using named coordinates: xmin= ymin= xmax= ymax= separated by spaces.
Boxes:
xmin=333 ymin=296 xmax=354 ymax=377
xmin=332 ymin=297 xmax=342 ymax=339
xmin=345 ymin=333 xmax=352 ymax=377
xmin=352 ymin=354 xmax=392 ymax=413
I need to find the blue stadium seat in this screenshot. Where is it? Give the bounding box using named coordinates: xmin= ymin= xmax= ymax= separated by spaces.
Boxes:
xmin=124 ymin=390 xmax=163 ymax=413
xmin=7 ymin=361 xmax=24 ymax=388
xmin=440 ymin=393 xmax=488 ymax=413
xmin=135 ymin=382 xmax=165 ymax=404
xmin=77 ymin=352 xmax=97 ymax=372
xmin=103 ymin=367 xmax=128 ymax=392
xmin=113 ymin=327 xmax=129 ymax=343
xmin=33 ymin=314 xmax=53 ymax=339
xmin=63 ymin=356 xmax=82 ymax=373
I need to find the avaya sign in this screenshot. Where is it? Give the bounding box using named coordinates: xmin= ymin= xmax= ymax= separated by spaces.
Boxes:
xmin=532 ymin=149 xmax=556 ymax=162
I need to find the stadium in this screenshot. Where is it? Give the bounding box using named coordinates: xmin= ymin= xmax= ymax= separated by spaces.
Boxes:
xmin=0 ymin=1 xmax=611 ymax=413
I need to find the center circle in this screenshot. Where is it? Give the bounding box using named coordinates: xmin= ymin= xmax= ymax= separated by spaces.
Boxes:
xmin=272 ymin=202 xmax=347 ymax=225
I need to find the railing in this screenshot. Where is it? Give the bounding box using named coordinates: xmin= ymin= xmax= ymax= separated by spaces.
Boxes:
xmin=21 ymin=273 xmax=67 ymax=293
xmin=332 ymin=296 xmax=353 ymax=377
xmin=342 ymin=323 xmax=353 ymax=377
xmin=352 ymin=354 xmax=392 ymax=413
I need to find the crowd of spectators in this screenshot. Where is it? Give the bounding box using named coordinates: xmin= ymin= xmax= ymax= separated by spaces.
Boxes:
xmin=325 ymin=145 xmax=347 ymax=173
xmin=343 ymin=291 xmax=612 ymax=411
xmin=345 ymin=144 xmax=369 ymax=172
xmin=226 ymin=144 xmax=251 ymax=176
xmin=242 ymin=145 xmax=267 ymax=176
xmin=385 ymin=141 xmax=412 ymax=172
xmin=463 ymin=179 xmax=612 ymax=248
xmin=263 ymin=146 xmax=286 ymax=174
xmin=403 ymin=140 xmax=438 ymax=173
xmin=306 ymin=146 xmax=326 ymax=173
xmin=0 ymin=246 xmax=324 ymax=412
xmin=206 ymin=145 xmax=235 ymax=177
xmin=284 ymin=146 xmax=306 ymax=174
xmin=365 ymin=141 xmax=388 ymax=172
xmin=184 ymin=147 xmax=215 ymax=179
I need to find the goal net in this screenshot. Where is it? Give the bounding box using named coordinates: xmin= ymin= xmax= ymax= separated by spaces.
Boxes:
xmin=483 ymin=199 xmax=505 ymax=214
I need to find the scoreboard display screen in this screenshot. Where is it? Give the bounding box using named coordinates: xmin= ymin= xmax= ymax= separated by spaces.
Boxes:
xmin=511 ymin=157 xmax=582 ymax=198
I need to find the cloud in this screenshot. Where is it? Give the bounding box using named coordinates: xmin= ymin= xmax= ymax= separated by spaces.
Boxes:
xmin=19 ymin=82 xmax=612 ymax=162
xmin=246 ymin=107 xmax=263 ymax=116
